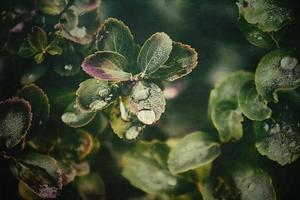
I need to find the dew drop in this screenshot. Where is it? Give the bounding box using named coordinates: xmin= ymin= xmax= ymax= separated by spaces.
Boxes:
xmin=137 ymin=110 xmax=156 ymax=125
xmin=125 ymin=126 xmax=140 ymax=140
xmin=263 ymin=123 xmax=269 ymax=132
xmin=167 ymin=179 xmax=177 ymax=186
xmin=257 ymin=36 xmax=263 ymax=40
xmin=89 ymin=100 xmax=107 ymax=111
xmin=64 ymin=64 xmax=73 ymax=71
xmin=280 ymin=56 xmax=298 ymax=70
xmin=62 ymin=112 xmax=77 ymax=123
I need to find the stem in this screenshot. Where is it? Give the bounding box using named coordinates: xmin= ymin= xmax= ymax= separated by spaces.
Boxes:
xmin=268 ymin=32 xmax=280 ymax=48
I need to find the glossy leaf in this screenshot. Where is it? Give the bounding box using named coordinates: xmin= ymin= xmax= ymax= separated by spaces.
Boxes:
xmin=110 ymin=100 xmax=145 ymax=140
xmin=82 ymin=51 xmax=132 ymax=81
xmin=53 ymin=44 xmax=80 ymax=76
xmin=208 ymin=71 xmax=253 ymax=142
xmin=56 ymin=129 xmax=97 ymax=160
xmin=128 ymin=81 xmax=166 ymax=125
xmin=16 ymin=84 xmax=50 ymax=130
xmin=18 ymin=181 xmax=40 ymax=200
xmin=238 ymin=19 xmax=278 ymax=49
xmin=96 ymin=18 xmax=136 ymax=63
xmin=10 ymin=153 xmax=62 ymax=199
xmin=237 ymin=0 xmax=293 ymax=32
xmin=137 ymin=32 xmax=173 ymax=77
xmin=232 ymin=165 xmax=276 ymax=200
xmin=73 ymin=0 xmax=101 ymax=14
xmin=254 ymin=101 xmax=300 ymax=165
xmin=18 ymin=41 xmax=38 ymax=58
xmin=37 ymin=0 xmax=69 ymax=15
xmin=62 ymin=101 xmax=96 ymax=128
xmin=27 ymin=27 xmax=48 ymax=51
xmin=0 ymin=98 xmax=32 ymax=148
xmin=150 ymin=42 xmax=198 ymax=81
xmin=168 ymin=131 xmax=221 ymax=174
xmin=255 ymin=49 xmax=300 ymax=102
xmin=34 ymin=52 xmax=44 ymax=64
xmin=122 ymin=141 xmax=178 ymax=194
xmin=76 ymin=78 xmax=119 ymax=112
xmin=238 ymin=79 xmax=272 ymax=121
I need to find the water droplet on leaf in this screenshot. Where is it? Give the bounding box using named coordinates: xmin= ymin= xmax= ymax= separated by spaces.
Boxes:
xmin=280 ymin=56 xmax=298 ymax=70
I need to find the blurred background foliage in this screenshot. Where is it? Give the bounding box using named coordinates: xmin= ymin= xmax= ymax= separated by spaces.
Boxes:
xmin=1 ymin=0 xmax=299 ymax=199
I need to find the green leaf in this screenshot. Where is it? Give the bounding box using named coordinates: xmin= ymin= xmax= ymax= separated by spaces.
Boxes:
xmin=110 ymin=100 xmax=145 ymax=140
xmin=34 ymin=52 xmax=44 ymax=64
xmin=168 ymin=131 xmax=221 ymax=174
xmin=238 ymin=79 xmax=272 ymax=121
xmin=122 ymin=141 xmax=178 ymax=194
xmin=82 ymin=51 xmax=132 ymax=81
xmin=62 ymin=101 xmax=96 ymax=128
xmin=16 ymin=84 xmax=50 ymax=130
xmin=18 ymin=181 xmax=40 ymax=200
xmin=208 ymin=71 xmax=253 ymax=142
xmin=76 ymin=78 xmax=119 ymax=112
xmin=238 ymin=18 xmax=278 ymax=49
xmin=0 ymin=98 xmax=32 ymax=148
xmin=37 ymin=0 xmax=69 ymax=15
xmin=255 ymin=49 xmax=300 ymax=102
xmin=128 ymin=81 xmax=166 ymax=125
xmin=96 ymin=18 xmax=136 ymax=63
xmin=60 ymin=7 xmax=79 ymax=32
xmin=10 ymin=152 xmax=62 ymax=199
xmin=47 ymin=45 xmax=63 ymax=55
xmin=137 ymin=32 xmax=173 ymax=77
xmin=150 ymin=42 xmax=198 ymax=81
xmin=53 ymin=44 xmax=80 ymax=77
xmin=20 ymin=66 xmax=47 ymax=85
xmin=18 ymin=41 xmax=38 ymax=58
xmin=254 ymin=100 xmax=300 ymax=165
xmin=232 ymin=165 xmax=276 ymax=200
xmin=237 ymin=0 xmax=293 ymax=32
xmin=56 ymin=129 xmax=97 ymax=160
xmin=73 ymin=0 xmax=101 ymax=14
xmin=211 ymin=101 xmax=244 ymax=142
xmin=76 ymin=173 xmax=106 ymax=200
xmin=27 ymin=27 xmax=48 ymax=51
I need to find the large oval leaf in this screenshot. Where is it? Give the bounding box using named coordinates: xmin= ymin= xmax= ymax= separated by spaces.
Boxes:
xmin=237 ymin=0 xmax=293 ymax=32
xmin=255 ymin=49 xmax=300 ymax=102
xmin=254 ymin=99 xmax=300 ymax=165
xmin=62 ymin=101 xmax=96 ymax=128
xmin=10 ymin=153 xmax=62 ymax=199
xmin=16 ymin=84 xmax=50 ymax=130
xmin=37 ymin=0 xmax=69 ymax=16
xmin=168 ymin=131 xmax=221 ymax=174
xmin=137 ymin=32 xmax=173 ymax=77
xmin=96 ymin=18 xmax=136 ymax=63
xmin=208 ymin=71 xmax=253 ymax=142
xmin=82 ymin=51 xmax=132 ymax=81
xmin=0 ymin=98 xmax=32 ymax=148
xmin=238 ymin=79 xmax=272 ymax=121
xmin=232 ymin=165 xmax=276 ymax=200
xmin=76 ymin=78 xmax=119 ymax=112
xmin=150 ymin=42 xmax=198 ymax=81
xmin=122 ymin=141 xmax=178 ymax=194
xmin=128 ymin=81 xmax=166 ymax=125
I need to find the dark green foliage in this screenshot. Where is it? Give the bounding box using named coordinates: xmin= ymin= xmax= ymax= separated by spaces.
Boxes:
xmin=0 ymin=0 xmax=299 ymax=199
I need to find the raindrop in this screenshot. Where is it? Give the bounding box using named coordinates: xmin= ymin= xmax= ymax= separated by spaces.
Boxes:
xmin=280 ymin=56 xmax=298 ymax=70
xmin=64 ymin=64 xmax=73 ymax=71
xmin=89 ymin=100 xmax=107 ymax=111
xmin=62 ymin=112 xmax=77 ymax=123
xmin=257 ymin=36 xmax=263 ymax=40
